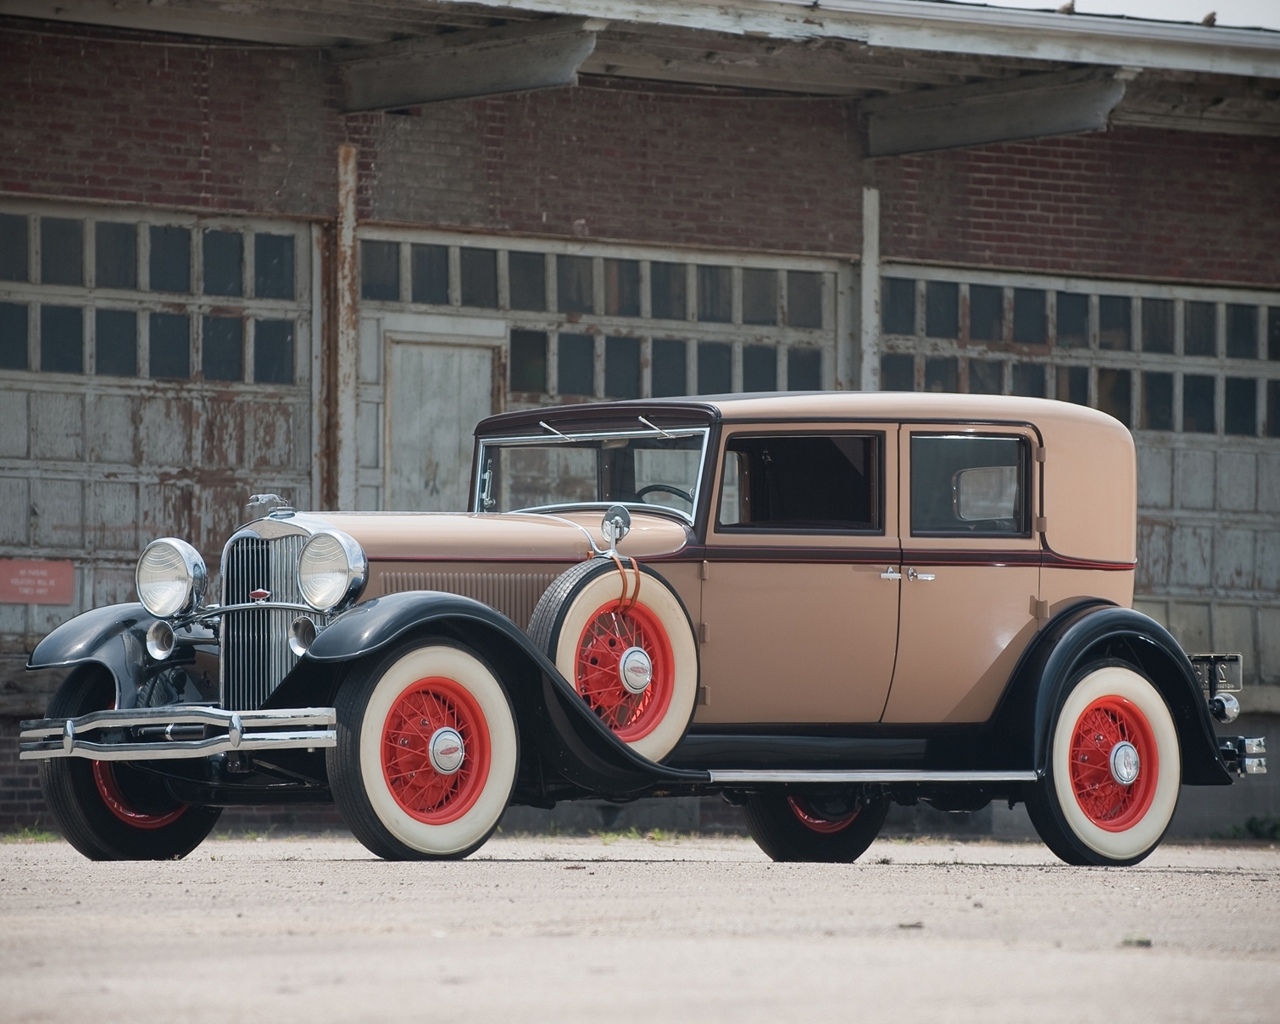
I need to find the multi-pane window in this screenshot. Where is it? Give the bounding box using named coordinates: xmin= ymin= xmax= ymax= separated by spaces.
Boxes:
xmin=880 ymin=271 xmax=1280 ymax=437
xmin=0 ymin=208 xmax=307 ymax=385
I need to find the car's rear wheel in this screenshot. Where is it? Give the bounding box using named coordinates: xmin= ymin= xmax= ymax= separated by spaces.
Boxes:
xmin=328 ymin=640 xmax=518 ymax=860
xmin=39 ymin=666 xmax=221 ymax=861
xmin=528 ymin=559 xmax=698 ymax=762
xmin=743 ymin=789 xmax=889 ymax=863
xmin=1027 ymin=662 xmax=1180 ymax=866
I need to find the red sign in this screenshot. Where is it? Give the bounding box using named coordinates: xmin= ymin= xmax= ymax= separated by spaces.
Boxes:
xmin=0 ymin=560 xmax=76 ymax=605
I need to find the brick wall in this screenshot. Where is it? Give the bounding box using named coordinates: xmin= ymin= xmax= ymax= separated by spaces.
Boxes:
xmin=0 ymin=718 xmax=45 ymax=831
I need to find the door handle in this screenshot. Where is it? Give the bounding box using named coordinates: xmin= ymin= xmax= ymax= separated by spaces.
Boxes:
xmin=907 ymin=568 xmax=936 ymax=582
xmin=880 ymin=567 xmax=903 ymax=580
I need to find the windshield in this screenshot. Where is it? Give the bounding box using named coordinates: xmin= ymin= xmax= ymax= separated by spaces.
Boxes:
xmin=476 ymin=425 xmax=708 ymax=520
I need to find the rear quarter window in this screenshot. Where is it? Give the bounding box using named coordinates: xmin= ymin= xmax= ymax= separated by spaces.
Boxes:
xmin=910 ymin=434 xmax=1028 ymax=537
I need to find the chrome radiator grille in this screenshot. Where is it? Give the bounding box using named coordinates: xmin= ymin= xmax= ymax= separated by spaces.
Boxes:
xmin=221 ymin=533 xmax=309 ymax=711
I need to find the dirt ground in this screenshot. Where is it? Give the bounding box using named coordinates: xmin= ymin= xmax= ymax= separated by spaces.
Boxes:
xmin=2 ymin=833 xmax=1278 ymax=1023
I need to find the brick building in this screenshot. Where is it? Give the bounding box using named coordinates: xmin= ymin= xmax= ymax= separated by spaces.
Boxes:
xmin=1 ymin=0 xmax=1278 ymax=833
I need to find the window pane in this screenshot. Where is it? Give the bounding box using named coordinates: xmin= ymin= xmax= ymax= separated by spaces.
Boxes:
xmin=1096 ymin=368 xmax=1131 ymax=425
xmin=604 ymin=259 xmax=639 ymax=317
xmin=40 ymin=305 xmax=83 ymax=373
xmin=1141 ymin=372 xmax=1173 ymax=431
xmin=925 ymin=281 xmax=958 ymax=339
xmin=1224 ymin=377 xmax=1256 ymax=436
xmin=1011 ymin=362 xmax=1045 ymax=397
xmin=1269 ymin=308 xmax=1280 ymax=361
xmin=1182 ymin=374 xmax=1215 ymax=433
xmin=0 ymin=213 xmax=28 ymax=281
xmin=462 ymin=248 xmax=499 ymax=308
xmin=697 ymin=340 xmax=731 ymax=393
xmin=880 ymin=353 xmax=914 ymax=391
xmin=1142 ymin=298 xmax=1174 ymax=353
xmin=697 ymin=265 xmax=732 ymax=323
xmin=924 ymin=355 xmax=958 ymax=392
xmin=742 ymin=269 xmax=777 ymax=326
xmin=557 ymin=333 xmax=593 ymax=396
xmin=1185 ymin=301 xmax=1215 ymax=356
xmin=743 ymin=345 xmax=776 ymax=391
xmin=1057 ymin=365 xmax=1088 ymax=405
xmin=203 ymin=316 xmax=243 ymax=381
xmin=149 ymin=312 xmax=190 ymax=379
xmin=254 ymin=319 xmax=294 ymax=384
xmin=411 ymin=244 xmax=449 ymax=305
xmin=509 ymin=330 xmax=547 ymax=393
xmin=1269 ymin=380 xmax=1280 ymax=438
xmin=202 ymin=230 xmax=242 ymax=297
xmin=1098 ymin=296 xmax=1131 ymax=351
xmin=651 ymin=262 xmax=686 ymax=320
xmin=1226 ymin=304 xmax=1257 ymax=359
xmin=0 ymin=302 xmax=29 ymax=370
xmin=41 ymin=217 xmax=83 ymax=286
xmin=1056 ymin=293 xmax=1089 ymax=349
xmin=95 ymin=222 xmax=137 ymax=290
xmin=969 ymin=285 xmax=1002 ymax=342
xmin=882 ymin=278 xmax=915 ymax=335
xmin=556 ymin=255 xmax=592 ymax=314
xmin=505 ymin=251 xmax=544 ymax=311
xmin=787 ymin=271 xmax=822 ymax=329
xmin=721 ymin=434 xmax=877 ymax=530
xmin=254 ymin=234 xmax=294 ymax=300
xmin=788 ymin=347 xmax=822 ymax=390
xmin=911 ymin=434 xmax=1026 ymax=536
xmin=968 ymin=359 xmax=1003 ymax=394
xmin=95 ymin=309 xmax=136 ymax=376
xmin=149 ymin=225 xmax=190 ymax=293
xmin=605 ymin=336 xmax=639 ymax=399
xmin=652 ymin=338 xmax=686 ymax=396
xmin=361 ymin=240 xmax=399 ymax=301
xmin=1012 ymin=289 xmax=1046 ymax=345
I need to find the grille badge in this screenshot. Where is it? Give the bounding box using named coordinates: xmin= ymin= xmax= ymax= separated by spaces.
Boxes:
xmin=249 ymin=589 xmax=270 ymax=603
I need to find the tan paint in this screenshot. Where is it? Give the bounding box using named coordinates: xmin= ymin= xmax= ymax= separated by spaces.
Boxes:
xmin=1041 ymin=567 xmax=1135 ymax=616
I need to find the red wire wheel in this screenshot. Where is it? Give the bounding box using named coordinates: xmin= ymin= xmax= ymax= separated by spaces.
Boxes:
xmin=787 ymin=796 xmax=862 ymax=835
xmin=575 ymin=600 xmax=675 ymax=743
xmin=91 ymin=761 xmax=187 ymax=830
xmin=380 ymin=676 xmax=492 ymax=826
xmin=1067 ymin=695 xmax=1159 ymax=833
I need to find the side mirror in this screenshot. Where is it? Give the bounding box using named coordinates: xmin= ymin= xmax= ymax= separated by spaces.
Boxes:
xmin=602 ymin=504 xmax=631 ymax=553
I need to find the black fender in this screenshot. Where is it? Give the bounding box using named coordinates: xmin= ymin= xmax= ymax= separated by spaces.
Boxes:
xmin=992 ymin=602 xmax=1231 ymax=786
xmin=274 ymin=591 xmax=709 ymax=795
xmin=27 ymin=604 xmax=155 ymax=710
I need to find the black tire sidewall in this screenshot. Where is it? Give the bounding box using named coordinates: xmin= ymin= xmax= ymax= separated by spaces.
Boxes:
xmin=743 ymin=789 xmax=889 ymax=863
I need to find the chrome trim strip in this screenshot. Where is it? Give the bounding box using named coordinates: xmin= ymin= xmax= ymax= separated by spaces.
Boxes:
xmin=20 ymin=730 xmax=336 ymax=761
xmin=21 ymin=706 xmax=336 ymax=738
xmin=706 ymin=769 xmax=1040 ymax=784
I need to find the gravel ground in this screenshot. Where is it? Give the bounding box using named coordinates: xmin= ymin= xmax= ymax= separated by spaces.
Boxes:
xmin=2 ymin=833 xmax=1278 ymax=1023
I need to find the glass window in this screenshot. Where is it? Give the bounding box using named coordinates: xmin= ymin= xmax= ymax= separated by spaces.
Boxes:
xmin=0 ymin=302 xmax=29 ymax=370
xmin=411 ymin=244 xmax=449 ymax=305
xmin=203 ymin=230 xmax=242 ymax=297
xmin=697 ymin=265 xmax=732 ymax=323
xmin=698 ymin=340 xmax=731 ymax=393
xmin=1011 ymin=363 xmax=1045 ymax=397
xmin=556 ymin=255 xmax=592 ymax=314
xmin=925 ymin=281 xmax=958 ymax=339
xmin=882 ymin=278 xmax=915 ymax=335
xmin=149 ymin=312 xmax=190 ymax=379
xmin=1224 ymin=377 xmax=1256 ymax=436
xmin=0 ymin=213 xmax=28 ymax=281
xmin=1142 ymin=298 xmax=1174 ymax=353
xmin=1185 ymin=301 xmax=1215 ymax=356
xmin=911 ymin=434 xmax=1027 ymax=537
xmin=360 ymin=240 xmax=399 ymax=301
xmin=509 ymin=330 xmax=547 ymax=393
xmin=1269 ymin=308 xmax=1280 ymax=361
xmin=1226 ymin=304 xmax=1257 ymax=359
xmin=1098 ymin=295 xmax=1131 ymax=351
xmin=742 ymin=269 xmax=777 ymax=326
xmin=968 ymin=359 xmax=1003 ymax=395
xmin=149 ymin=225 xmax=190 ymax=294
xmin=95 ymin=222 xmax=137 ymax=290
xmin=743 ymin=344 xmax=776 ymax=391
xmin=788 ymin=348 xmax=822 ymax=390
xmin=506 ymin=251 xmax=545 ymax=311
xmin=880 ymin=353 xmax=914 ymax=391
xmin=1056 ymin=293 xmax=1089 ymax=349
xmin=604 ymin=336 xmax=640 ymax=399
xmin=651 ymin=262 xmax=686 ymax=321
xmin=1097 ymin=368 xmax=1131 ymax=426
xmin=1012 ymin=289 xmax=1046 ymax=345
xmin=924 ymin=356 xmax=957 ymax=392
xmin=787 ymin=271 xmax=823 ymax=329
xmin=254 ymin=319 xmax=294 ymax=384
xmin=462 ymin=248 xmax=498 ymax=308
xmin=40 ymin=305 xmax=83 ymax=373
xmin=254 ymin=234 xmax=294 ymax=300
xmin=604 ymin=259 xmax=639 ymax=317
xmin=41 ymin=217 xmax=83 ymax=286
xmin=1141 ymin=372 xmax=1173 ymax=431
xmin=969 ymin=285 xmax=1002 ymax=342
xmin=1183 ymin=374 xmax=1215 ymax=433
xmin=95 ymin=309 xmax=136 ymax=377
xmin=557 ymin=332 xmax=594 ymax=396
xmin=1057 ymin=365 xmax=1088 ymax=405
xmin=652 ymin=338 xmax=686 ymax=396
xmin=1269 ymin=381 xmax=1280 ymax=438
xmin=203 ymin=316 xmax=243 ymax=381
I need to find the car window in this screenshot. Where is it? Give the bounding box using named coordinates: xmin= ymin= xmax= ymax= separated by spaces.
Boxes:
xmin=910 ymin=434 xmax=1028 ymax=536
xmin=717 ymin=434 xmax=880 ymax=532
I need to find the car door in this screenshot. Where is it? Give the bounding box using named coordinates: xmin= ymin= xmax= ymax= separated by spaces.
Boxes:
xmin=695 ymin=425 xmax=900 ymax=725
xmin=880 ymin=424 xmax=1043 ymax=724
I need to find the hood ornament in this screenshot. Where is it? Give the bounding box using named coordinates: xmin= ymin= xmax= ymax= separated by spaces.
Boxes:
xmin=247 ymin=493 xmax=291 ymax=517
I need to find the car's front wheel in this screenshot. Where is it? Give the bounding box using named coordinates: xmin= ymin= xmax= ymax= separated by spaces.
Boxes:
xmin=743 ymin=788 xmax=889 ymax=863
xmin=328 ymin=640 xmax=518 ymax=860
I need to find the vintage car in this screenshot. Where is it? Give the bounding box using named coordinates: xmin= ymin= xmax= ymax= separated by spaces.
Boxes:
xmin=21 ymin=392 xmax=1266 ymax=866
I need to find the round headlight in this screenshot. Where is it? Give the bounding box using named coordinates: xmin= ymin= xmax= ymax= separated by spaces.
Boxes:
xmin=136 ymin=539 xmax=207 ymax=618
xmin=298 ymin=530 xmax=366 ymax=612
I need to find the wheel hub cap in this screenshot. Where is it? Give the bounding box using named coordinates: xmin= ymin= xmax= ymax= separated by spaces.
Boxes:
xmin=618 ymin=646 xmax=653 ymax=694
xmin=1109 ymin=740 xmax=1140 ymax=786
xmin=428 ymin=727 xmax=465 ymax=775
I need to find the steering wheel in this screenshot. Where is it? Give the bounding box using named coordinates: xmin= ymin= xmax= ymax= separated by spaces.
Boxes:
xmin=635 ymin=483 xmax=694 ymax=506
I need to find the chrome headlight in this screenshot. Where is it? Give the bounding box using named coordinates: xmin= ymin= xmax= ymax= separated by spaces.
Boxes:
xmin=298 ymin=530 xmax=366 ymax=612
xmin=136 ymin=539 xmax=207 ymax=618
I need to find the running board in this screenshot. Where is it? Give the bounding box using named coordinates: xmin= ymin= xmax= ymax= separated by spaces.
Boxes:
xmin=706 ymin=769 xmax=1040 ymax=785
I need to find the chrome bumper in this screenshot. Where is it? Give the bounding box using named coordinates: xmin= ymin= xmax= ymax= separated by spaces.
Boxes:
xmin=19 ymin=705 xmax=336 ymax=762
